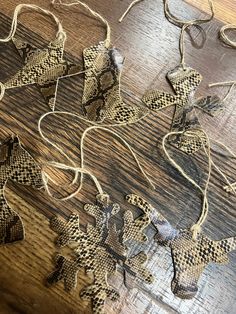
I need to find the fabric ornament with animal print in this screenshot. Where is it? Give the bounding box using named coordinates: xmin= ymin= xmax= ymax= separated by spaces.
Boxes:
xmin=1 ymin=4 xmax=80 ymax=111
xmin=50 ymin=0 xmax=146 ymax=123
xmin=120 ymin=0 xmax=220 ymax=153
xmin=126 ymin=194 xmax=236 ymax=299
xmin=5 ymin=33 xmax=80 ymax=111
xmin=143 ymin=65 xmax=224 ymax=154
xmin=47 ymin=194 xmax=153 ymax=314
xmin=0 ymin=135 xmax=43 ymax=244
xmin=82 ymin=41 xmax=148 ymax=123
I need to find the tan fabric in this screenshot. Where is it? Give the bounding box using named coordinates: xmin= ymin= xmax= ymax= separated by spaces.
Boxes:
xmin=5 ymin=35 xmax=80 ymax=111
xmin=47 ymin=194 xmax=153 ymax=314
xmin=82 ymin=41 xmax=148 ymax=123
xmin=0 ymin=136 xmax=43 ymax=244
xmin=127 ymin=194 xmax=236 ymax=299
xmin=143 ymin=65 xmax=224 ymax=154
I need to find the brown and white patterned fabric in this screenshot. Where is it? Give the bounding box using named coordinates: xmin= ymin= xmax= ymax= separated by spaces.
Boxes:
xmin=47 ymin=194 xmax=153 ymax=314
xmin=82 ymin=41 xmax=148 ymax=123
xmin=127 ymin=194 xmax=236 ymax=299
xmin=143 ymin=65 xmax=224 ymax=154
xmin=5 ymin=34 xmax=80 ymax=111
xmin=0 ymin=135 xmax=43 ymax=244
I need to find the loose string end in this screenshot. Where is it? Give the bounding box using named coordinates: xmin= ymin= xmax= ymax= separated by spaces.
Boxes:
xmin=52 ymin=0 xmax=111 ymax=48
xmin=209 ymin=81 xmax=236 ymax=103
xmin=119 ymin=0 xmax=145 ymax=23
xmin=223 ymin=182 xmax=236 ymax=193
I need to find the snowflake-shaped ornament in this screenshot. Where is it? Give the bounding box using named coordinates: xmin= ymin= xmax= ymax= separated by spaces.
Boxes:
xmin=47 ymin=194 xmax=154 ymax=313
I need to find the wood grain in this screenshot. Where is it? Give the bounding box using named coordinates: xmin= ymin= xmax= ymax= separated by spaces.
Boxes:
xmin=0 ymin=1 xmax=236 ymax=314
xmin=186 ymin=0 xmax=236 ymax=24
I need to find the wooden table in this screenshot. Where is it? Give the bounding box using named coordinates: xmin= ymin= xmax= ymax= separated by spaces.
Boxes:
xmin=0 ymin=1 xmax=236 ymax=313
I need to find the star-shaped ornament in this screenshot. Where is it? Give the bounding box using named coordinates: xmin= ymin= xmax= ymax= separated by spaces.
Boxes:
xmin=5 ymin=34 xmax=80 ymax=111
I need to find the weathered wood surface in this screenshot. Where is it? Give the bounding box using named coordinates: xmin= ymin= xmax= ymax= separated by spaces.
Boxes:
xmin=0 ymin=0 xmax=236 ymax=313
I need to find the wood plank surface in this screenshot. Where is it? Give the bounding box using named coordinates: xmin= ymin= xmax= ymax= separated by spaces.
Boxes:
xmin=186 ymin=0 xmax=236 ymax=24
xmin=0 ymin=1 xmax=236 ymax=314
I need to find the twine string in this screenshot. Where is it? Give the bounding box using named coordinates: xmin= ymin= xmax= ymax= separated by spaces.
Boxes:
xmin=210 ymin=138 xmax=236 ymax=193
xmin=119 ymin=0 xmax=145 ymax=22
xmin=209 ymin=81 xmax=236 ymax=103
xmin=0 ymin=3 xmax=65 ymax=42
xmin=163 ymin=0 xmax=214 ymax=28
xmin=170 ymin=0 xmax=214 ymax=67
xmin=220 ymin=24 xmax=236 ymax=48
xmin=38 ymin=110 xmax=154 ymax=201
xmin=42 ymin=163 xmax=105 ymax=197
xmin=208 ymin=26 xmax=236 ymax=102
xmin=162 ymin=129 xmax=236 ymax=239
xmin=51 ymin=0 xmax=111 ymax=47
xmin=79 ymin=125 xmax=155 ymax=190
xmin=119 ymin=1 xmax=214 ymax=67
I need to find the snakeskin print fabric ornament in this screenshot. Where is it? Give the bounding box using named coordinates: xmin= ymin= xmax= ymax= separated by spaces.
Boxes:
xmin=127 ymin=194 xmax=236 ymax=299
xmin=51 ymin=0 xmax=147 ymax=123
xmin=47 ymin=194 xmax=153 ymax=313
xmin=143 ymin=65 xmax=224 ymax=154
xmin=4 ymin=34 xmax=80 ymax=111
xmin=0 ymin=136 xmax=43 ymax=244
xmin=82 ymin=41 xmax=148 ymax=123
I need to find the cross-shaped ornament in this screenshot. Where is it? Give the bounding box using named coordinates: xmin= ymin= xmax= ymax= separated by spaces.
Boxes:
xmin=143 ymin=65 xmax=224 ymax=154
